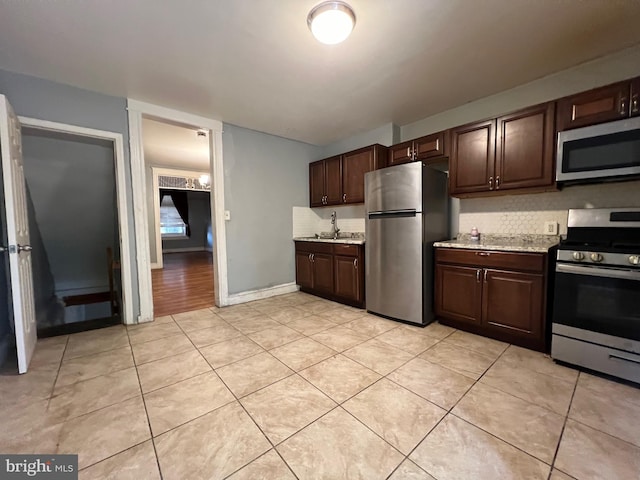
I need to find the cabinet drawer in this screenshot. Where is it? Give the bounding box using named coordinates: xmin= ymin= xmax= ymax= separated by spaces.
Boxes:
xmin=333 ymin=244 xmax=360 ymax=256
xmin=294 ymin=241 xmax=334 ymax=254
xmin=435 ymin=248 xmax=545 ymax=273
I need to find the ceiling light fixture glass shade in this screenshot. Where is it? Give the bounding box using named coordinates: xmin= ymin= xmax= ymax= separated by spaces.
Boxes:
xmin=307 ymin=1 xmax=356 ymax=45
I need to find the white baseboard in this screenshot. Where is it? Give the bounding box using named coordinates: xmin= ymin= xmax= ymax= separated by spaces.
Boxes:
xmin=225 ymin=282 xmax=299 ymax=306
xmin=162 ymin=247 xmax=206 ymax=253
xmin=150 ymin=262 xmax=162 ymax=270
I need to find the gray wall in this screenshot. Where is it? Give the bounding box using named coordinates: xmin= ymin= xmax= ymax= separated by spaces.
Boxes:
xmin=22 ymin=130 xmax=116 ymax=296
xmin=223 ymin=124 xmax=321 ymax=295
xmin=0 ymin=68 xmax=139 ymax=318
xmin=162 ymin=191 xmax=211 ymax=252
xmin=320 ymin=122 xmax=399 ymax=158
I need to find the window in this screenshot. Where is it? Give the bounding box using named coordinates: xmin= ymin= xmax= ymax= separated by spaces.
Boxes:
xmin=160 ymin=195 xmax=188 ymax=238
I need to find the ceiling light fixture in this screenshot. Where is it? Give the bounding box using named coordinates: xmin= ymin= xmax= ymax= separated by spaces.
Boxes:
xmin=307 ymin=1 xmax=356 ymax=45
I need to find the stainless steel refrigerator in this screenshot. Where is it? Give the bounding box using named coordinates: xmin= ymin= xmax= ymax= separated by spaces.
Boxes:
xmin=365 ymin=162 xmax=448 ymax=326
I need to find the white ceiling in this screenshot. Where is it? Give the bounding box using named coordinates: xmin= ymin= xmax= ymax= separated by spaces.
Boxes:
xmin=1 ymin=1 xmax=640 ymax=145
xmin=142 ymin=118 xmax=210 ymax=170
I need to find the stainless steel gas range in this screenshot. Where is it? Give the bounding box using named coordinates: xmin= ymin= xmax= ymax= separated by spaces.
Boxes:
xmin=552 ymin=208 xmax=640 ymax=384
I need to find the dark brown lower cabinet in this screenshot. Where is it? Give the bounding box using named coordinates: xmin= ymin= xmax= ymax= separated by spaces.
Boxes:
xmin=294 ymin=241 xmax=365 ymax=308
xmin=435 ymin=248 xmax=551 ymax=351
xmin=334 ymin=255 xmax=362 ymax=304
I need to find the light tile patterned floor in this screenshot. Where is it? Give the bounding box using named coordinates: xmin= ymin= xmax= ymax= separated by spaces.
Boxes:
xmin=2 ymin=291 xmax=640 ymax=479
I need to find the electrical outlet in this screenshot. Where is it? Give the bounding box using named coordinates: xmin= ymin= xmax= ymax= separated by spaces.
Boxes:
xmin=224 ymin=210 xmax=231 ymax=221
xmin=544 ymin=221 xmax=558 ymax=235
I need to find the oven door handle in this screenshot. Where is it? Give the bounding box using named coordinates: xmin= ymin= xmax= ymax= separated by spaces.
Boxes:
xmin=556 ymin=263 xmax=640 ymax=281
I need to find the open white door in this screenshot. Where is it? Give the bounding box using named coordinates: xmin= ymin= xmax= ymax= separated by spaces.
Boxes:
xmin=0 ymin=95 xmax=37 ymax=373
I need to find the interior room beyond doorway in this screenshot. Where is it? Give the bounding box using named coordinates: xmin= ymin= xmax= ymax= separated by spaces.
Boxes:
xmin=142 ymin=117 xmax=215 ymax=317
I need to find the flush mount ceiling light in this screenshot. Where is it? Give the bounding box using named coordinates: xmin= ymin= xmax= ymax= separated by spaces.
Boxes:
xmin=307 ymin=1 xmax=356 ymax=45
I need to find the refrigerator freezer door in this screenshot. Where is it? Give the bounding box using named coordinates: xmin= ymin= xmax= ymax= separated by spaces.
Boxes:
xmin=365 ymin=162 xmax=423 ymax=214
xmin=366 ymin=213 xmax=423 ymax=324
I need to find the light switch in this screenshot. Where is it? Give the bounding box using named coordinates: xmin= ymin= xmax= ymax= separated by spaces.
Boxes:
xmin=224 ymin=210 xmax=231 ymax=221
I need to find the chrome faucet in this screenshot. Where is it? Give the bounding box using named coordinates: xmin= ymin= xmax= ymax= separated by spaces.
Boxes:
xmin=330 ymin=211 xmax=340 ymax=239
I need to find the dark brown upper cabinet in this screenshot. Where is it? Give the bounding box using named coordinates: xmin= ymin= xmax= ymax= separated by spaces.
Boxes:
xmin=309 ymin=156 xmax=341 ymax=207
xmin=556 ymin=80 xmax=631 ymax=131
xmin=495 ymin=102 xmax=555 ymax=191
xmin=309 ymin=144 xmax=387 ymax=207
xmin=631 ymin=78 xmax=640 ymax=118
xmin=450 ymin=119 xmax=496 ymax=195
xmin=449 ymin=103 xmax=555 ymax=196
xmin=388 ymin=131 xmax=449 ymax=167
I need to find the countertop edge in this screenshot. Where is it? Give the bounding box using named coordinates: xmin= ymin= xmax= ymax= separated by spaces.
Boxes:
xmin=433 ymin=241 xmax=558 ymax=253
xmin=294 ymin=237 xmax=365 ymax=245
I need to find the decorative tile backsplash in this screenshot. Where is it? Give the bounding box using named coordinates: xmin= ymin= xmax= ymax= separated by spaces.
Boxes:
xmin=292 ymin=205 xmax=365 ymax=238
xmin=458 ymin=180 xmax=640 ymax=236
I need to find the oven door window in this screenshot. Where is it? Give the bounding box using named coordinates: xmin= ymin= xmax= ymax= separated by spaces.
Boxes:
xmin=553 ymin=268 xmax=640 ymax=341
xmin=561 ymin=128 xmax=640 ymax=173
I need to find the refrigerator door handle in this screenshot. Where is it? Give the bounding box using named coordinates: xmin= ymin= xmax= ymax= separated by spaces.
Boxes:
xmin=368 ymin=209 xmax=418 ymax=219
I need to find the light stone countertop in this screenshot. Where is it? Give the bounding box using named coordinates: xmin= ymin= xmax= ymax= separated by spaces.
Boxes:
xmin=294 ymin=235 xmax=365 ymax=245
xmin=434 ymin=234 xmax=560 ymax=253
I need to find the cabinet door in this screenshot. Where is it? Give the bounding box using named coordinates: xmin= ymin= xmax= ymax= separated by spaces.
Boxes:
xmin=295 ymin=252 xmax=313 ymax=289
xmin=309 ymin=160 xmax=325 ymax=207
xmin=631 ymin=78 xmax=640 ymax=118
xmin=324 ymin=156 xmax=343 ymax=205
xmin=495 ymin=103 xmax=555 ymax=191
xmin=414 ymin=130 xmax=449 ymax=161
xmin=482 ymin=269 xmax=543 ymax=341
xmin=435 ymin=264 xmax=482 ymax=325
xmin=450 ymin=120 xmax=496 ymax=195
xmin=334 ymin=255 xmax=360 ymax=302
xmin=388 ymin=140 xmax=414 ymax=166
xmin=312 ymin=253 xmax=334 ymax=294
xmin=556 ymin=81 xmax=630 ymax=131
xmin=342 ymin=146 xmax=375 ymax=204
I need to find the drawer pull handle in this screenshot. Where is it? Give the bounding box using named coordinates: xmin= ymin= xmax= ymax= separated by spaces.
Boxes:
xmin=476 ymin=252 xmax=491 ymax=256
xmin=476 ymin=269 xmax=481 ymax=282
xmin=353 ymin=258 xmax=358 ymax=269
xmin=609 ymin=353 xmax=640 ymax=366
xmin=484 ymin=269 xmax=488 ymax=283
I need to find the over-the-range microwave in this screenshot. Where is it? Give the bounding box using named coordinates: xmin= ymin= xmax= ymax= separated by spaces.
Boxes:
xmin=556 ymin=116 xmax=640 ymax=185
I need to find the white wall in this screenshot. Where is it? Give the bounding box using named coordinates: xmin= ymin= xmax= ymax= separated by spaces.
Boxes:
xmin=458 ymin=180 xmax=640 ymax=236
xmin=292 ymin=205 xmax=366 ymax=238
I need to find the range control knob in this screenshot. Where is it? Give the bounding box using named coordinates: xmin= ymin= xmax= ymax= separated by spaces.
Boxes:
xmin=630 ymin=255 xmax=640 ymax=266
xmin=590 ymin=253 xmax=604 ymax=263
xmin=572 ymin=252 xmax=585 ymax=261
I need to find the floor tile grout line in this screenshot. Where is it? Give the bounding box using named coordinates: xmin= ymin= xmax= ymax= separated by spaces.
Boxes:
xmin=196 ymin=335 xmax=302 ymax=480
xmin=45 ymin=335 xmax=70 ymax=409
xmin=125 ymin=326 xmax=165 ymax=480
xmin=546 ymin=371 xmax=581 ymax=479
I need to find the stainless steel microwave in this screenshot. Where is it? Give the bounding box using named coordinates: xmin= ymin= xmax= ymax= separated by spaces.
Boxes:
xmin=556 ymin=116 xmax=640 ymax=184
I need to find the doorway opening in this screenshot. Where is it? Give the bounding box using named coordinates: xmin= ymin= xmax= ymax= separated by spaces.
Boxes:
xmin=141 ymin=117 xmax=215 ymax=317
xmin=20 ymin=127 xmax=122 ymax=337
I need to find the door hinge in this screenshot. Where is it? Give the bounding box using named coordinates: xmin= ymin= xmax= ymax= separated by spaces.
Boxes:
xmin=8 ymin=245 xmax=17 ymax=254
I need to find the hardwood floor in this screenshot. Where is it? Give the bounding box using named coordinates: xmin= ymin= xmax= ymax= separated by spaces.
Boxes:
xmin=151 ymin=251 xmax=215 ymax=317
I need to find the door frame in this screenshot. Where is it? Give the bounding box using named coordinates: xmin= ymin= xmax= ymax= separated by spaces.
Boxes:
xmin=151 ymin=166 xmax=211 ymax=270
xmin=18 ymin=116 xmax=134 ymax=324
xmin=127 ymin=100 xmax=228 ymax=323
